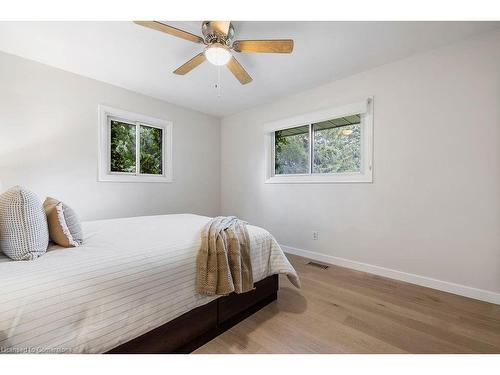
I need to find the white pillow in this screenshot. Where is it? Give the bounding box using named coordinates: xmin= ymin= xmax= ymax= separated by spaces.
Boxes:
xmin=0 ymin=186 xmax=49 ymax=260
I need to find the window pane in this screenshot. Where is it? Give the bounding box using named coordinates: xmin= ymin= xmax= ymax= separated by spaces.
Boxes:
xmin=110 ymin=120 xmax=136 ymax=173
xmin=140 ymin=125 xmax=163 ymax=175
xmin=274 ymin=125 xmax=309 ymax=175
xmin=313 ymin=115 xmax=361 ymax=173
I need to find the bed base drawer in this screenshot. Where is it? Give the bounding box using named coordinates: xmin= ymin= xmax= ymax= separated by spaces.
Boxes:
xmin=107 ymin=300 xmax=218 ymax=354
xmin=107 ymin=274 xmax=279 ymax=354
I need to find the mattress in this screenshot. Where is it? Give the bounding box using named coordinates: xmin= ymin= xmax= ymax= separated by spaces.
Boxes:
xmin=0 ymin=214 xmax=298 ymax=354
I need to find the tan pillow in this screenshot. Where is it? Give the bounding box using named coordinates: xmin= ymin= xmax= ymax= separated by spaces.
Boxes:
xmin=43 ymin=197 xmax=83 ymax=247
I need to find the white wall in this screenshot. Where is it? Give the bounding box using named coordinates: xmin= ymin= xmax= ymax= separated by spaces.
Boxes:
xmin=1 ymin=30 xmax=499 ymax=302
xmin=220 ymin=30 xmax=500 ymax=299
xmin=0 ymin=51 xmax=221 ymax=220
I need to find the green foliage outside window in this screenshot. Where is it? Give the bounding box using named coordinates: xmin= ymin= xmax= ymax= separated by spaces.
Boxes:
xmin=110 ymin=120 xmax=163 ymax=175
xmin=275 ymin=125 xmax=309 ymax=174
xmin=140 ymin=125 xmax=163 ymax=175
xmin=110 ymin=121 xmax=136 ymax=173
xmin=313 ymin=123 xmax=361 ymax=173
xmin=274 ymin=116 xmax=361 ymax=175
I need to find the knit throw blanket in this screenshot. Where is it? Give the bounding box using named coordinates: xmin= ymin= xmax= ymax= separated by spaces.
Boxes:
xmin=196 ymin=216 xmax=254 ymax=296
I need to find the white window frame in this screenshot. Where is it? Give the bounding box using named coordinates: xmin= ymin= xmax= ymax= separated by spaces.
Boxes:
xmin=264 ymin=98 xmax=373 ymax=184
xmin=98 ymin=105 xmax=173 ymax=183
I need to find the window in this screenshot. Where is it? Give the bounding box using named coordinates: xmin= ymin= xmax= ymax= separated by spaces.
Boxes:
xmin=98 ymin=105 xmax=172 ymax=182
xmin=265 ymin=99 xmax=373 ymax=183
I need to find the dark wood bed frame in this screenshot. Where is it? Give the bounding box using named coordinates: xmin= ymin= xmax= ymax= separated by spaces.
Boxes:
xmin=107 ymin=274 xmax=279 ymax=354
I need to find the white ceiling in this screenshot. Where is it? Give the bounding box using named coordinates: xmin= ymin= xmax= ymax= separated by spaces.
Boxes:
xmin=0 ymin=21 xmax=498 ymax=117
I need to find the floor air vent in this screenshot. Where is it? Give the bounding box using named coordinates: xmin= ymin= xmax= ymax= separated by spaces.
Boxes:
xmin=307 ymin=261 xmax=329 ymax=270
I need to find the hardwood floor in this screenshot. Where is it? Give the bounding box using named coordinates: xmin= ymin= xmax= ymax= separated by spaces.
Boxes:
xmin=194 ymin=253 xmax=500 ymax=353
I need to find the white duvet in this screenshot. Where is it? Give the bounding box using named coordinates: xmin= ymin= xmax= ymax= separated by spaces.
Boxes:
xmin=0 ymin=214 xmax=298 ymax=354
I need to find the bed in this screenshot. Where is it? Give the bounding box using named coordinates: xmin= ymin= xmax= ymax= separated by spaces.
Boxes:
xmin=0 ymin=214 xmax=298 ymax=354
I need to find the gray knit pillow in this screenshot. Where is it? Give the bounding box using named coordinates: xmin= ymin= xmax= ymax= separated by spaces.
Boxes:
xmin=0 ymin=186 xmax=49 ymax=260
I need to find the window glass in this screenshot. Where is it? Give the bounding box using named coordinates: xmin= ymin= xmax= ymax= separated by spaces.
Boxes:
xmin=274 ymin=125 xmax=310 ymax=175
xmin=313 ymin=115 xmax=361 ymax=173
xmin=110 ymin=120 xmax=136 ymax=173
xmin=140 ymin=125 xmax=163 ymax=175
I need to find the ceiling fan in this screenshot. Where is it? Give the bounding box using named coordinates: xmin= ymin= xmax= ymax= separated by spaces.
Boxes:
xmin=134 ymin=21 xmax=294 ymax=85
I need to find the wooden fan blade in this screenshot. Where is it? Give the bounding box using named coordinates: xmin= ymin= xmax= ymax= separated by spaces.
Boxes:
xmin=134 ymin=21 xmax=204 ymax=44
xmin=173 ymin=53 xmax=206 ymax=75
xmin=211 ymin=21 xmax=231 ymax=35
xmin=233 ymin=39 xmax=294 ymax=53
xmin=227 ymin=56 xmax=252 ymax=85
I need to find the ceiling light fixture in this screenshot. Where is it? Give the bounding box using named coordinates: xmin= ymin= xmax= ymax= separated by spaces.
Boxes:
xmin=204 ymin=43 xmax=232 ymax=66
xmin=134 ymin=21 xmax=294 ymax=85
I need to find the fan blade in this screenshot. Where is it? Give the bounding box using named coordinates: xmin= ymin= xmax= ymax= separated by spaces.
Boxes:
xmin=211 ymin=21 xmax=231 ymax=35
xmin=233 ymin=39 xmax=294 ymax=53
xmin=227 ymin=56 xmax=252 ymax=85
xmin=173 ymin=53 xmax=206 ymax=75
xmin=134 ymin=21 xmax=204 ymax=44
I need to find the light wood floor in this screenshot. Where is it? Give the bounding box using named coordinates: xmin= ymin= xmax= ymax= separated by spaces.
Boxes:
xmin=194 ymin=253 xmax=500 ymax=353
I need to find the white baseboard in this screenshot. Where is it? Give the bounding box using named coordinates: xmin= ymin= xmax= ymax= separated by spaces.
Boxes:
xmin=281 ymin=244 xmax=500 ymax=305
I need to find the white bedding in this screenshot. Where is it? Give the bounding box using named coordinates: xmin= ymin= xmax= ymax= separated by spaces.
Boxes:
xmin=0 ymin=214 xmax=298 ymax=354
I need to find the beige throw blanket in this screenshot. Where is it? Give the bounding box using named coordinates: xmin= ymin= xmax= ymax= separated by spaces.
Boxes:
xmin=196 ymin=216 xmax=254 ymax=296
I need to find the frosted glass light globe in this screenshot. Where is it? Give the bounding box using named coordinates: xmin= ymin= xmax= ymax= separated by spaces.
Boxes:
xmin=205 ymin=43 xmax=232 ymax=66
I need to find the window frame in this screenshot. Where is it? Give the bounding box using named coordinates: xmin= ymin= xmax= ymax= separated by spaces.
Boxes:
xmin=98 ymin=105 xmax=173 ymax=183
xmin=264 ymin=98 xmax=373 ymax=184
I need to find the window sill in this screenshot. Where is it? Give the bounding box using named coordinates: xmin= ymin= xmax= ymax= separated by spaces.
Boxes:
xmin=98 ymin=174 xmax=173 ymax=183
xmin=265 ymin=173 xmax=372 ymax=184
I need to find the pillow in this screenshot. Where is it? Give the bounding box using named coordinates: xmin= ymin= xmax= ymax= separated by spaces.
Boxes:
xmin=43 ymin=197 xmax=83 ymax=247
xmin=0 ymin=186 xmax=49 ymax=260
